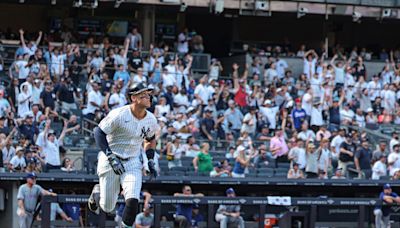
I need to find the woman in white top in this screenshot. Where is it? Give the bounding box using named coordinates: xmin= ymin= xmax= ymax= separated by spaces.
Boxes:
xmin=287 ymin=163 xmax=305 ymax=179
xmin=365 ymin=109 xmax=378 ymax=124
xmin=372 ymin=155 xmax=387 ymax=180
xmin=317 ymin=139 xmax=331 ymax=179
xmin=17 ymin=84 xmax=31 ymax=117
xmin=166 ymin=135 xmax=183 ymax=169
xmin=154 ymin=96 xmax=171 ymax=118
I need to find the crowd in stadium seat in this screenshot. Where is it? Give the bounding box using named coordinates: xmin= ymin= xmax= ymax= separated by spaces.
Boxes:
xmin=1 ymin=26 xmax=400 ymax=183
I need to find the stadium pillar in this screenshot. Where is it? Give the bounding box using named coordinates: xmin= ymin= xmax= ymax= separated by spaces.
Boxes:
xmin=141 ymin=5 xmax=155 ymax=50
xmin=358 ymin=205 xmax=365 ymax=228
xmin=309 ymin=205 xmax=317 ymax=227
xmin=154 ymin=203 xmax=161 ymax=228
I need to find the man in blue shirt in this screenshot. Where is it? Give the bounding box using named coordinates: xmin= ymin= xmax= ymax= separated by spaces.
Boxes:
xmin=113 ymin=64 xmax=130 ymax=85
xmin=291 ymin=98 xmax=307 ymax=132
xmin=174 ymin=185 xmax=204 ymax=228
xmin=62 ymin=190 xmax=84 ymax=228
xmin=374 ymin=184 xmax=400 ymax=228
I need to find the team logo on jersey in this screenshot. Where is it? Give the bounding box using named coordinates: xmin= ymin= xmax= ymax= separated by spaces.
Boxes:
xmin=140 ymin=127 xmax=151 ymax=139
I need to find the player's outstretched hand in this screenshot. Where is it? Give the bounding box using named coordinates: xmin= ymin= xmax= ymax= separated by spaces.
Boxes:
xmin=147 ymin=160 xmax=158 ymax=179
xmin=107 ymin=154 xmax=125 ymax=175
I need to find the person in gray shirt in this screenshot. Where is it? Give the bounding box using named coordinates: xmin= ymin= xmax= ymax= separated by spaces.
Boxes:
xmin=17 ymin=172 xmax=56 ymax=228
xmin=134 ymin=204 xmax=154 ymax=228
xmin=215 ymin=188 xmax=245 ymax=228
xmin=224 ymin=100 xmax=243 ymax=139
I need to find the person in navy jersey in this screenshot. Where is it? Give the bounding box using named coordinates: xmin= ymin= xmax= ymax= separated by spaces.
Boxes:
xmin=291 ymin=98 xmax=306 ymax=131
xmin=62 ymin=191 xmax=84 ymax=228
xmin=374 ymin=184 xmax=400 ymax=228
xmin=174 ymin=185 xmax=204 ymax=228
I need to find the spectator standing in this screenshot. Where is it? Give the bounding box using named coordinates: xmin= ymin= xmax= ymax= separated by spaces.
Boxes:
xmin=127 ymin=27 xmax=142 ymax=51
xmin=288 ymin=139 xmax=306 ymax=170
xmin=0 ymin=90 xmax=11 ymax=117
xmin=17 ymin=172 xmax=56 ymax=228
xmin=290 ymin=98 xmax=306 ymax=132
xmin=193 ymin=142 xmax=213 ymax=174
xmin=224 ymin=100 xmax=243 ymax=138
xmin=338 ymin=133 xmax=356 ymax=176
xmin=166 ymin=135 xmax=183 ymax=169
xmin=177 ymin=28 xmax=190 ymax=54
xmin=373 ymin=141 xmax=389 ymax=164
xmin=174 ymin=185 xmax=204 ymax=228
xmin=372 ymin=155 xmax=387 ymax=180
xmin=83 ymin=82 xmax=104 ymax=120
xmin=17 ymin=84 xmax=31 ymax=118
xmin=259 ymin=99 xmax=279 ymax=131
xmin=353 ymin=139 xmax=372 ymax=179
xmin=305 ymin=143 xmax=319 ymax=178
xmin=215 ymin=188 xmax=245 ymax=228
xmin=57 ymin=76 xmax=79 ymax=114
xmin=270 ymin=114 xmax=289 ymax=162
xmin=317 ymin=138 xmax=331 ymax=178
xmin=374 ymin=184 xmax=400 ymax=228
xmin=297 ymin=122 xmax=316 ymax=142
xmin=231 ymin=145 xmax=251 ymax=178
xmin=303 ymin=50 xmax=318 ymax=79
xmin=388 ymin=144 xmax=400 ymax=176
xmin=241 ymin=106 xmax=257 ymax=137
xmin=209 ymin=59 xmax=223 ymax=81
xmin=194 ymin=76 xmax=211 ymax=106
xmin=41 ymin=119 xmax=67 ymax=170
xmin=200 ymin=108 xmax=216 ymax=141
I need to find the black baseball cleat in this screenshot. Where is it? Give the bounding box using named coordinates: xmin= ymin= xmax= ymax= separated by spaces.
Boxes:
xmin=88 ymin=184 xmax=100 ymax=214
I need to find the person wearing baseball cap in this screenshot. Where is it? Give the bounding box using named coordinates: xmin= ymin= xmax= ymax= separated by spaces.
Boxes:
xmin=338 ymin=132 xmax=356 ymax=176
xmin=17 ymin=172 xmax=56 ymax=228
xmin=215 ymin=188 xmax=245 ymax=228
xmin=374 ymin=184 xmax=400 ymax=228
xmin=291 ymin=97 xmax=307 ymax=131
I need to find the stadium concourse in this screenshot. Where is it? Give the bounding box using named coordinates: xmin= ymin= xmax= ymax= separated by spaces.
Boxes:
xmin=2 ymin=1 xmax=400 ymax=227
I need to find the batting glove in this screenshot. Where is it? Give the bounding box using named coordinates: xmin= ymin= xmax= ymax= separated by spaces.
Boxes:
xmin=147 ymin=159 xmax=158 ymax=179
xmin=107 ymin=154 xmax=125 ymax=175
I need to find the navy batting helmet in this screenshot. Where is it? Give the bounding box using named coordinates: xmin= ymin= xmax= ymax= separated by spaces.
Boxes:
xmin=127 ymin=83 xmax=154 ymax=96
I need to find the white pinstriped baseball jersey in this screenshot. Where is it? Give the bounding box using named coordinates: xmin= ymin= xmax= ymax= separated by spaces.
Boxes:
xmin=98 ymin=105 xmax=159 ymax=159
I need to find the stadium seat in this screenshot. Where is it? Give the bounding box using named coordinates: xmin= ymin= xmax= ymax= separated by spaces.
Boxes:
xmin=246 ymin=173 xmax=257 ymax=178
xmin=256 ymin=173 xmax=273 ymax=178
xmin=170 ymin=166 xmax=187 ymax=172
xmin=277 ymin=163 xmax=290 ymax=169
xmin=167 ymin=170 xmax=185 ymax=176
xmin=274 ymin=172 xmax=287 ymax=178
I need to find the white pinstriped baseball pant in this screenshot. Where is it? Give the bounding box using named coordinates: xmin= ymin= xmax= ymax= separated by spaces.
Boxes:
xmin=97 ymin=152 xmax=143 ymax=213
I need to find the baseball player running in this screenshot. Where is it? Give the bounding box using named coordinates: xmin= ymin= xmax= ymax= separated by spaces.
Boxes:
xmin=88 ymin=83 xmax=159 ymax=228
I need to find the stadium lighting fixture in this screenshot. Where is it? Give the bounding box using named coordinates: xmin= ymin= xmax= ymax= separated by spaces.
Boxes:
xmin=382 ymin=9 xmax=392 ymax=18
xmin=73 ymin=0 xmax=82 ymax=7
xmin=297 ymin=7 xmax=308 ymax=18
xmin=180 ymin=2 xmax=187 ymax=12
xmin=92 ymin=0 xmax=98 ymax=8
xmin=51 ymin=0 xmax=56 ymax=5
xmin=19 ymin=0 xmax=25 ymax=3
xmin=352 ymin=11 xmax=362 ymax=22
xmin=215 ymin=0 xmax=224 ymax=14
xmin=114 ymin=0 xmax=125 ymax=8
